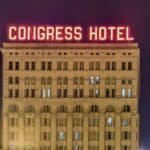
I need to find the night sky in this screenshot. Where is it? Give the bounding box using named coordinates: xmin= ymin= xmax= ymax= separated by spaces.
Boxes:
xmin=0 ymin=0 xmax=150 ymax=149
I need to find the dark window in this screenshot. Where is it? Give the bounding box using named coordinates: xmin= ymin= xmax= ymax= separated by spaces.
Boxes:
xmin=15 ymin=89 xmax=19 ymax=98
xmin=106 ymin=62 xmax=110 ymax=70
xmin=73 ymin=62 xmax=78 ymax=70
xmin=128 ymin=62 xmax=132 ymax=70
xmin=106 ymin=89 xmax=110 ymax=97
xmin=73 ymin=89 xmax=78 ymax=98
xmin=112 ymin=62 xmax=116 ymax=70
xmin=41 ymin=62 xmax=46 ymax=70
xmin=9 ymin=77 xmax=13 ymax=84
xmin=31 ymin=89 xmax=35 ymax=98
xmin=79 ymin=89 xmax=84 ymax=98
xmin=9 ymin=62 xmax=13 ymax=70
xmin=9 ymin=89 xmax=13 ymax=98
xmin=25 ymin=89 xmax=29 ymax=98
xmin=79 ymin=62 xmax=84 ymax=70
xmin=63 ymin=62 xmax=68 ymax=70
xmin=63 ymin=89 xmax=68 ymax=98
xmin=57 ymin=89 xmax=61 ymax=98
xmin=31 ymin=62 xmax=35 ymax=70
xmin=89 ymin=62 xmax=94 ymax=70
xmin=25 ymin=62 xmax=29 ymax=70
xmin=122 ymin=62 xmax=126 ymax=70
xmin=95 ymin=62 xmax=100 ymax=70
xmin=57 ymin=62 xmax=62 ymax=70
xmin=47 ymin=61 xmax=52 ymax=70
xmin=15 ymin=62 xmax=19 ymax=70
xmin=15 ymin=77 xmax=19 ymax=84
xmin=112 ymin=89 xmax=116 ymax=97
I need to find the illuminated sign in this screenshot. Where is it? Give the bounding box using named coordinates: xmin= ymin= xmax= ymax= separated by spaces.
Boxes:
xmin=8 ymin=25 xmax=134 ymax=42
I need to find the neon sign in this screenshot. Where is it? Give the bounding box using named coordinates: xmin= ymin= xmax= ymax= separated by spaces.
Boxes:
xmin=8 ymin=25 xmax=134 ymax=42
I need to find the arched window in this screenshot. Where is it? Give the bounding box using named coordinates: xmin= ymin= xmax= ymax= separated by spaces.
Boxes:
xmin=90 ymin=105 xmax=99 ymax=112
xmin=122 ymin=105 xmax=131 ymax=112
xmin=25 ymin=105 xmax=35 ymax=113
xmin=105 ymin=105 xmax=115 ymax=113
xmin=42 ymin=105 xmax=50 ymax=113
xmin=8 ymin=104 xmax=18 ymax=112
xmin=58 ymin=105 xmax=67 ymax=113
xmin=74 ymin=105 xmax=82 ymax=113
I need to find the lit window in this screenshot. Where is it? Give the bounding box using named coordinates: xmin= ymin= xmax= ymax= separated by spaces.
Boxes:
xmin=42 ymin=89 xmax=46 ymax=98
xmin=122 ymin=118 xmax=130 ymax=126
xmin=121 ymin=88 xmax=126 ymax=97
xmin=95 ymin=76 xmax=100 ymax=84
xmin=58 ymin=131 xmax=65 ymax=140
xmin=95 ymin=89 xmax=100 ymax=97
xmin=47 ymin=89 xmax=51 ymax=98
xmin=107 ymin=117 xmax=113 ymax=126
xmin=127 ymin=89 xmax=132 ymax=97
xmin=74 ymin=131 xmax=80 ymax=140
xmin=89 ymin=76 xmax=94 ymax=84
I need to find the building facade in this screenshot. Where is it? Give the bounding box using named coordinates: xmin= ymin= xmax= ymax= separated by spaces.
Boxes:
xmin=1 ymin=43 xmax=140 ymax=150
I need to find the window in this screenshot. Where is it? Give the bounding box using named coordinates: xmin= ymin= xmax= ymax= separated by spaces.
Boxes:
xmin=112 ymin=61 xmax=116 ymax=70
xmin=105 ymin=131 xmax=114 ymax=140
xmin=31 ymin=77 xmax=36 ymax=85
xmin=31 ymin=89 xmax=35 ymax=98
xmin=123 ymin=105 xmax=131 ymax=112
xmin=105 ymin=62 xmax=110 ymax=70
xmin=57 ymin=89 xmax=62 ymax=98
xmin=79 ymin=62 xmax=84 ymax=70
xmin=42 ymin=89 xmax=46 ymax=98
xmin=63 ymin=62 xmax=68 ymax=70
xmin=128 ymin=62 xmax=132 ymax=70
xmin=127 ymin=89 xmax=132 ymax=97
xmin=73 ymin=62 xmax=78 ymax=70
xmin=95 ymin=62 xmax=100 ymax=70
xmin=106 ymin=89 xmax=110 ymax=98
xmin=25 ymin=62 xmax=29 ymax=70
xmin=73 ymin=89 xmax=78 ymax=98
xmin=74 ymin=105 xmax=82 ymax=113
xmin=122 ymin=131 xmax=130 ymax=140
xmin=89 ymin=61 xmax=94 ymax=70
xmin=63 ymin=89 xmax=68 ymax=98
xmin=25 ymin=89 xmax=29 ymax=98
xmin=42 ymin=132 xmax=50 ymax=141
xmin=9 ymin=61 xmax=13 ymax=70
xmin=47 ymin=61 xmax=52 ymax=70
xmin=89 ymin=131 xmax=99 ymax=140
xmin=89 ymin=76 xmax=94 ymax=84
xmin=15 ymin=77 xmax=19 ymax=84
xmin=47 ymin=89 xmax=51 ymax=98
xmin=57 ymin=131 xmax=65 ymax=140
xmin=112 ymin=89 xmax=116 ymax=98
xmin=41 ymin=61 xmax=46 ymax=70
xmin=73 ymin=145 xmax=82 ymax=150
xmin=122 ymin=62 xmax=126 ymax=70
xmin=73 ymin=77 xmax=78 ymax=84
xmin=63 ymin=77 xmax=68 ymax=85
xmin=128 ymin=79 xmax=132 ymax=84
xmin=14 ymin=89 xmax=19 ymax=98
xmin=95 ymin=76 xmax=100 ymax=84
xmin=121 ymin=118 xmax=130 ymax=126
xmin=47 ymin=77 xmax=52 ymax=85
xmin=9 ymin=89 xmax=13 ymax=98
xmin=57 ymin=77 xmax=62 ymax=85
xmin=88 ymin=117 xmax=99 ymax=126
xmin=122 ymin=79 xmax=126 ymax=84
xmin=73 ymin=117 xmax=83 ymax=126
xmin=41 ymin=77 xmax=46 ymax=85
xmin=31 ymin=61 xmax=35 ymax=70
xmin=57 ymin=62 xmax=62 ymax=70
xmin=9 ymin=77 xmax=13 ymax=84
xmin=74 ymin=131 xmax=82 ymax=140
xmin=79 ymin=89 xmax=84 ymax=98
xmin=121 ymin=88 xmax=126 ymax=97
xmin=8 ymin=104 xmax=18 ymax=113
xmin=15 ymin=61 xmax=19 ymax=70
xmin=95 ymin=89 xmax=100 ymax=97
xmin=106 ymin=117 xmax=113 ymax=126
xmin=9 ymin=118 xmax=18 ymax=126
xmin=79 ymin=77 xmax=84 ymax=84
xmin=89 ymin=89 xmax=94 ymax=97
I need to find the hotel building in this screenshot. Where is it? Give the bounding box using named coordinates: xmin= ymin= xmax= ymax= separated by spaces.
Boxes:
xmin=0 ymin=43 xmax=140 ymax=150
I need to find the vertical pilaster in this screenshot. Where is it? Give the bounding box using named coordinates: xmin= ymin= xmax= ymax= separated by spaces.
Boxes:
xmin=115 ymin=113 xmax=121 ymax=150
xmin=3 ymin=113 xmax=8 ymax=150
xmin=83 ymin=113 xmax=88 ymax=150
xmin=51 ymin=113 xmax=56 ymax=150
xmin=100 ymin=113 xmax=104 ymax=150
xmin=67 ymin=114 xmax=72 ymax=150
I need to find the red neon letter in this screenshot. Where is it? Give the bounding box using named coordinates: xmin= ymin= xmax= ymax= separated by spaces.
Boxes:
xmin=74 ymin=26 xmax=82 ymax=41
xmin=117 ymin=27 xmax=125 ymax=41
xmin=126 ymin=27 xmax=134 ymax=41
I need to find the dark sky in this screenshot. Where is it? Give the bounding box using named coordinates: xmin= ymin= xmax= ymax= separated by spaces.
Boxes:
xmin=0 ymin=0 xmax=150 ymax=149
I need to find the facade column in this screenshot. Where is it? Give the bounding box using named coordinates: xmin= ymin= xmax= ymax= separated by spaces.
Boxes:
xmin=51 ymin=113 xmax=56 ymax=150
xmin=67 ymin=113 xmax=72 ymax=150
xmin=131 ymin=113 xmax=138 ymax=150
xmin=83 ymin=113 xmax=88 ymax=150
xmin=3 ymin=113 xmax=8 ymax=150
xmin=115 ymin=113 xmax=121 ymax=150
xmin=34 ymin=112 xmax=40 ymax=150
xmin=100 ymin=113 xmax=104 ymax=150
xmin=18 ymin=112 xmax=24 ymax=150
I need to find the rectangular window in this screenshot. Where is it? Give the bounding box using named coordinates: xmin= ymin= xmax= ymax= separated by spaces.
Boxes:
xmin=41 ymin=61 xmax=46 ymax=70
xmin=121 ymin=88 xmax=126 ymax=97
xmin=79 ymin=89 xmax=84 ymax=98
xmin=73 ymin=61 xmax=78 ymax=70
xmin=122 ymin=62 xmax=126 ymax=70
xmin=47 ymin=89 xmax=51 ymax=98
xmin=57 ymin=62 xmax=62 ymax=70
xmin=31 ymin=89 xmax=35 ymax=98
xmin=89 ymin=61 xmax=94 ymax=70
xmin=106 ymin=89 xmax=110 ymax=98
xmin=79 ymin=77 xmax=84 ymax=85
xmin=9 ymin=62 xmax=13 ymax=70
xmin=63 ymin=62 xmax=68 ymax=70
xmin=15 ymin=77 xmax=19 ymax=84
xmin=112 ymin=61 xmax=116 ymax=70
xmin=15 ymin=89 xmax=19 ymax=98
xmin=63 ymin=89 xmax=68 ymax=98
xmin=112 ymin=89 xmax=116 ymax=98
xmin=105 ymin=62 xmax=110 ymax=70
xmin=25 ymin=89 xmax=29 ymax=98
xmin=47 ymin=61 xmax=52 ymax=70
xmin=95 ymin=62 xmax=100 ymax=70
xmin=31 ymin=61 xmax=35 ymax=70
xmin=89 ymin=89 xmax=94 ymax=97
xmin=25 ymin=62 xmax=29 ymax=70
xmin=73 ymin=89 xmax=78 ymax=98
xmin=127 ymin=89 xmax=132 ymax=97
xmin=128 ymin=62 xmax=132 ymax=70
xmin=57 ymin=89 xmax=62 ymax=98
xmin=79 ymin=62 xmax=84 ymax=70
xmin=15 ymin=61 xmax=19 ymax=70
xmin=95 ymin=89 xmax=100 ymax=97
xmin=9 ymin=89 xmax=13 ymax=98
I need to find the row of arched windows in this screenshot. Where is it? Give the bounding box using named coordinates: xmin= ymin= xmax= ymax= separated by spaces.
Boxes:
xmin=8 ymin=104 xmax=131 ymax=113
